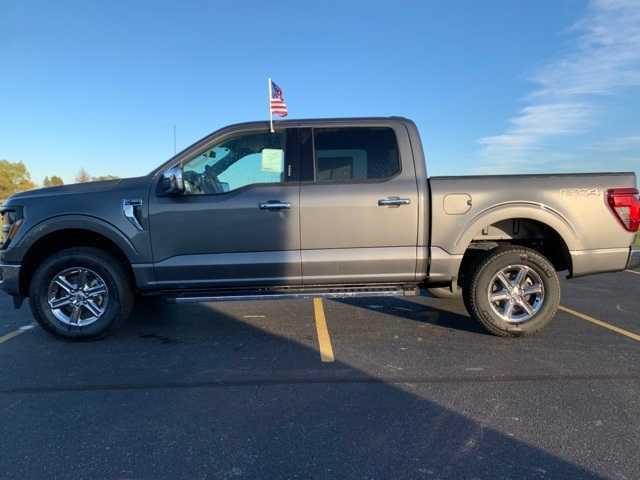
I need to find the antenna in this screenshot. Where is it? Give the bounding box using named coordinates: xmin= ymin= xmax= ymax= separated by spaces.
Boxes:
xmin=173 ymin=125 xmax=177 ymax=154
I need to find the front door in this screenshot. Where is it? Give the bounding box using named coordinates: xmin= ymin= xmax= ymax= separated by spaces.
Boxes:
xmin=300 ymin=125 xmax=419 ymax=285
xmin=149 ymin=128 xmax=301 ymax=288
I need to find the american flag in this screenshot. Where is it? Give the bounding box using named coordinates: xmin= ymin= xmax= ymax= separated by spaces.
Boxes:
xmin=270 ymin=80 xmax=288 ymax=117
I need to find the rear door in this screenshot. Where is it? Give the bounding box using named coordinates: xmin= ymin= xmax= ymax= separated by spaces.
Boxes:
xmin=149 ymin=127 xmax=303 ymax=288
xmin=299 ymin=123 xmax=419 ymax=285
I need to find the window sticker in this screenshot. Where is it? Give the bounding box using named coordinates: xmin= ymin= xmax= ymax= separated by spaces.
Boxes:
xmin=261 ymin=148 xmax=284 ymax=173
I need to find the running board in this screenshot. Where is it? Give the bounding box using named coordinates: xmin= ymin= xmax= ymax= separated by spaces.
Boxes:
xmin=166 ymin=286 xmax=419 ymax=304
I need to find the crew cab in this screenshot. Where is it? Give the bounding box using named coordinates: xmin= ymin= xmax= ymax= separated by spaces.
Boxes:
xmin=1 ymin=117 xmax=639 ymax=339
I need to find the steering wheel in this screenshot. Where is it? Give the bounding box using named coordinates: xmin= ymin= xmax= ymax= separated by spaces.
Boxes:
xmin=201 ymin=165 xmax=225 ymax=194
xmin=182 ymin=170 xmax=204 ymax=194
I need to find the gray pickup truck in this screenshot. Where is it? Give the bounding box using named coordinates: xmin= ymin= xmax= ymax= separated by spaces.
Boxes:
xmin=1 ymin=117 xmax=639 ymax=339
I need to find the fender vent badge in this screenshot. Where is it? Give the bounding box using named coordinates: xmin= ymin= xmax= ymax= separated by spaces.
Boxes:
xmin=122 ymin=199 xmax=144 ymax=231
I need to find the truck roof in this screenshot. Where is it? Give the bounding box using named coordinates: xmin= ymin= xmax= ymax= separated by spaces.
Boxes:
xmin=221 ymin=116 xmax=414 ymax=129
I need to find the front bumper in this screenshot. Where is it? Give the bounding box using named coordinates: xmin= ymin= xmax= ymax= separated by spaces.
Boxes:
xmin=0 ymin=264 xmax=21 ymax=296
xmin=628 ymin=248 xmax=640 ymax=270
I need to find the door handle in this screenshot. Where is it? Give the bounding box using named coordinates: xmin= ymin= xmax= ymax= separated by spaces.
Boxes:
xmin=378 ymin=197 xmax=411 ymax=207
xmin=259 ymin=201 xmax=291 ymax=210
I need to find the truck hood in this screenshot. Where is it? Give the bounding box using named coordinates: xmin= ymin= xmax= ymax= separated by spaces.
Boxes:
xmin=5 ymin=177 xmax=147 ymax=203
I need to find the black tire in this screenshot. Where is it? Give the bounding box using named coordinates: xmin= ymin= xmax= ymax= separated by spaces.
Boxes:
xmin=29 ymin=247 xmax=134 ymax=340
xmin=463 ymin=246 xmax=560 ymax=337
xmin=461 ymin=251 xmax=489 ymax=315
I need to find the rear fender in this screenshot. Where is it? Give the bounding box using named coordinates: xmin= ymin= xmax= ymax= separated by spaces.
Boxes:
xmin=449 ymin=202 xmax=580 ymax=255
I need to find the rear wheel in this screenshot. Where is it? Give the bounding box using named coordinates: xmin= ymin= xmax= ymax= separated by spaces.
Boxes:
xmin=463 ymin=246 xmax=560 ymax=337
xmin=29 ymin=247 xmax=134 ymax=340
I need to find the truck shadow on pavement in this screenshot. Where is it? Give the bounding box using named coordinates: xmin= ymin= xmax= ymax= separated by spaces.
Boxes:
xmin=336 ymin=296 xmax=489 ymax=335
xmin=0 ymin=297 xmax=605 ymax=479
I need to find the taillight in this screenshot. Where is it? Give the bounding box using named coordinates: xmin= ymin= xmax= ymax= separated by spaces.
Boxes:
xmin=607 ymin=188 xmax=640 ymax=232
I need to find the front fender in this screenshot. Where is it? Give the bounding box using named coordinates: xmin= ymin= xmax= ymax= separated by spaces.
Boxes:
xmin=7 ymin=214 xmax=142 ymax=264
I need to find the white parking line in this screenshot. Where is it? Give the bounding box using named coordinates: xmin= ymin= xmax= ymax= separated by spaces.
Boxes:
xmin=625 ymin=269 xmax=640 ymax=276
xmin=0 ymin=324 xmax=35 ymax=345
xmin=559 ymin=306 xmax=640 ymax=342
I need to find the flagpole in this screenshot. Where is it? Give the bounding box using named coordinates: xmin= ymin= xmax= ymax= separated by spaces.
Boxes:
xmin=268 ymin=77 xmax=274 ymax=133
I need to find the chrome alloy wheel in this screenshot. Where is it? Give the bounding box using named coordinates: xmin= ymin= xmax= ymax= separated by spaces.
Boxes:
xmin=487 ymin=264 xmax=544 ymax=324
xmin=47 ymin=267 xmax=109 ymax=327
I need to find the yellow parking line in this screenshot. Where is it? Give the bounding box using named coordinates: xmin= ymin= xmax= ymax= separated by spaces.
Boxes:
xmin=559 ymin=306 xmax=640 ymax=342
xmin=313 ymin=298 xmax=335 ymax=363
xmin=0 ymin=325 xmax=35 ymax=345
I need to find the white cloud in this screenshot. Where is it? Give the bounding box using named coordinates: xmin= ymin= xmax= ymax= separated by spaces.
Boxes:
xmin=478 ymin=0 xmax=640 ymax=172
xmin=591 ymin=134 xmax=640 ymax=151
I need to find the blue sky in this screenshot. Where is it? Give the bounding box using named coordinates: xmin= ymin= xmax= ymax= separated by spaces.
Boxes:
xmin=1 ymin=0 xmax=639 ymax=184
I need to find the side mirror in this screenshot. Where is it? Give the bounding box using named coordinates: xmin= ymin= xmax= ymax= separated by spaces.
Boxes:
xmin=159 ymin=166 xmax=185 ymax=196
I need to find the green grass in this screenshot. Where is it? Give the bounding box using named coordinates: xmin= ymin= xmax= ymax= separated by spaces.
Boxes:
xmin=635 ymin=234 xmax=640 ymax=247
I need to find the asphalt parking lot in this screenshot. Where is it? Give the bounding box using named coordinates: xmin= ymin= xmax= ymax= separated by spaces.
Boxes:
xmin=1 ymin=269 xmax=639 ymax=480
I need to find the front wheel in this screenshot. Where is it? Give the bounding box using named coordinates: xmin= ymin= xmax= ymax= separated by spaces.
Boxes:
xmin=463 ymin=246 xmax=560 ymax=337
xmin=29 ymin=247 xmax=134 ymax=340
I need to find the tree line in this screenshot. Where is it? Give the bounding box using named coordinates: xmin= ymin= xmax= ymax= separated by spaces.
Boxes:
xmin=0 ymin=159 xmax=119 ymax=200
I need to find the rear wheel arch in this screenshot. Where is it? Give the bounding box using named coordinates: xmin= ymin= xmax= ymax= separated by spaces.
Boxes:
xmin=453 ymin=205 xmax=579 ymax=253
xmin=455 ymin=217 xmax=573 ymax=291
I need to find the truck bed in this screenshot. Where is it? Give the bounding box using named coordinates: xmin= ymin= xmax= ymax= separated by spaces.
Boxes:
xmin=428 ymin=172 xmax=637 ymax=277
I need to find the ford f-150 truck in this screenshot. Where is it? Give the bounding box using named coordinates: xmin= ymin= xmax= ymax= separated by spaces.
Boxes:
xmin=1 ymin=117 xmax=639 ymax=339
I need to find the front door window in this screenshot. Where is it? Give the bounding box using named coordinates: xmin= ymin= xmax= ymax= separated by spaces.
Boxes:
xmin=182 ymin=131 xmax=287 ymax=195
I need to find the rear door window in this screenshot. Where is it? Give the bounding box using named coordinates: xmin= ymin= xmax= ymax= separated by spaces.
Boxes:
xmin=313 ymin=127 xmax=400 ymax=183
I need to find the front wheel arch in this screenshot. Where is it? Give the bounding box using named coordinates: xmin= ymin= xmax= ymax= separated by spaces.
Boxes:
xmin=20 ymin=228 xmax=135 ymax=298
